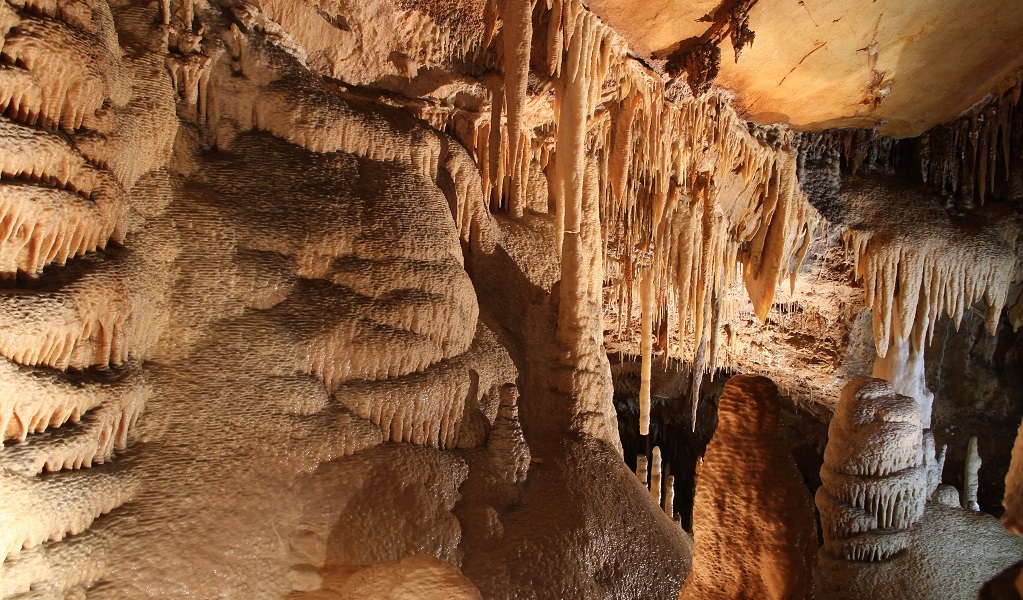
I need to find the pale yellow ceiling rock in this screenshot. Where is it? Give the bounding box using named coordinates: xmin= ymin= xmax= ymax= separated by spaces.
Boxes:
xmin=585 ymin=0 xmax=720 ymax=56
xmin=588 ymin=0 xmax=1023 ymax=137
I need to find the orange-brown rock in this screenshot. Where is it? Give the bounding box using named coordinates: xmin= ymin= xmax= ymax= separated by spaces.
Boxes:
xmin=680 ymin=375 xmax=816 ymax=600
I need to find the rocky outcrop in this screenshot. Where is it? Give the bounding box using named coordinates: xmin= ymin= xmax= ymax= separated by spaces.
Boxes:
xmin=815 ymin=378 xmax=1023 ymax=600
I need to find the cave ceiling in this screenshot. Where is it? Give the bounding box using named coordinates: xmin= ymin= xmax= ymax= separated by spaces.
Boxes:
xmin=587 ymin=0 xmax=1023 ymax=136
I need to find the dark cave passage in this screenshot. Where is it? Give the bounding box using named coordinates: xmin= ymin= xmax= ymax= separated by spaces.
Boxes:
xmin=610 ymin=354 xmax=728 ymax=531
xmin=611 ymin=354 xmax=835 ymax=533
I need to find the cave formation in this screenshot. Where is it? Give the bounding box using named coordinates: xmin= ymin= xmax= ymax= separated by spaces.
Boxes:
xmin=2 ymin=0 xmax=1023 ymax=598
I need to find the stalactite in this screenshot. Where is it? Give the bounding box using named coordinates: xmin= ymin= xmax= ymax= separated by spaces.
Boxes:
xmin=487 ymin=77 xmax=505 ymax=210
xmin=639 ymin=266 xmax=654 ymax=436
xmin=0 ymin=464 xmax=138 ymax=565
xmin=593 ymin=81 xmax=818 ymax=410
xmin=500 ymin=0 xmax=532 ymax=218
xmin=328 ymin=323 xmax=514 ymax=449
xmin=801 ymin=81 xmax=1023 ymax=208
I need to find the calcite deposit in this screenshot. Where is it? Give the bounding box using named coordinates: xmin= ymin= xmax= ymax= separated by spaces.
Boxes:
xmin=1 ymin=0 xmax=1022 ymax=599
xmin=817 ymin=377 xmax=926 ymax=562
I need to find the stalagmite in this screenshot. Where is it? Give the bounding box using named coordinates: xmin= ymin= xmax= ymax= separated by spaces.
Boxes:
xmin=650 ymin=445 xmax=662 ymax=506
xmin=978 ymin=409 xmax=1023 ymax=600
xmin=663 ymin=474 xmax=675 ymax=518
xmin=964 ymin=436 xmax=982 ymax=511
xmin=922 ymin=431 xmax=946 ymax=499
xmin=637 ymin=453 xmax=648 ymax=486
xmin=681 ymin=375 xmax=816 ymax=600
xmin=995 ymin=417 xmax=1023 ymax=597
xmin=817 ymin=377 xmax=926 ymax=562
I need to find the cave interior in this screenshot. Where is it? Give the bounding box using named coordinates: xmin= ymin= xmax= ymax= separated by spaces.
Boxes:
xmin=2 ymin=0 xmax=1023 ymax=598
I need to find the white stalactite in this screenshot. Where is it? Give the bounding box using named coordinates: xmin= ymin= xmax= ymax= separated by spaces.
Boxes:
xmin=639 ymin=266 xmax=654 ymax=436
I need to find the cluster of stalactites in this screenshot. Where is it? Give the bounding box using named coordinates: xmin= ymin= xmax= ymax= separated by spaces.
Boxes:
xmin=797 ymin=98 xmax=1023 ymax=362
xmin=480 ymin=0 xmax=820 ymax=433
xmin=604 ymin=89 xmax=818 ymax=430
xmin=846 ymin=227 xmax=1017 ymax=358
xmin=478 ymin=0 xmax=618 ymax=221
xmin=796 ymin=85 xmax=1023 ymax=358
xmin=817 ymin=377 xmax=927 ymax=562
xmin=917 ymin=81 xmax=1023 ymax=206
xmin=840 ymin=176 xmax=1021 ymax=358
xmin=797 ymin=78 xmax=1023 ymax=209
